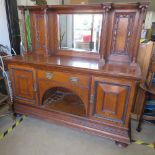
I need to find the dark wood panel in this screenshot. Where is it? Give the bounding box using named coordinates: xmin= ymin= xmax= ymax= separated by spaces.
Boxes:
xmin=10 ymin=66 xmax=36 ymax=104
xmin=30 ymin=10 xmax=46 ymax=55
xmin=94 ymin=81 xmax=129 ymax=124
xmin=90 ymin=76 xmax=136 ymax=128
xmin=108 ymin=11 xmax=137 ymax=63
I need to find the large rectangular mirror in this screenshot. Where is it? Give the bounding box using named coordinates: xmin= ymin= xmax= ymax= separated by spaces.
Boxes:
xmin=58 ymin=14 xmax=103 ymax=53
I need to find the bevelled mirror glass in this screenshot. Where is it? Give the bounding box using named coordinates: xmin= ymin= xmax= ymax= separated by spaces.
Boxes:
xmin=58 ymin=14 xmax=103 ymax=53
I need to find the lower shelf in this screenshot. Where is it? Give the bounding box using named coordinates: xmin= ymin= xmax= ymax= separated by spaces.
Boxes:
xmin=42 ymin=88 xmax=86 ymax=117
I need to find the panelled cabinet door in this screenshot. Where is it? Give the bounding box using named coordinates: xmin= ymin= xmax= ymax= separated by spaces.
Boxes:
xmin=10 ymin=66 xmax=37 ymax=105
xmin=91 ymin=77 xmax=132 ymax=125
xmin=106 ymin=9 xmax=139 ymax=64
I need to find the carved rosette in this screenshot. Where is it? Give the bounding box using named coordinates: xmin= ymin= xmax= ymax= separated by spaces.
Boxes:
xmin=102 ymin=3 xmax=112 ymax=12
xmin=139 ymin=3 xmax=148 ymax=13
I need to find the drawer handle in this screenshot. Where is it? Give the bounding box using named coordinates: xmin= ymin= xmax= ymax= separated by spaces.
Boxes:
xmin=46 ymin=72 xmax=54 ymax=80
xmin=69 ymin=77 xmax=79 ymax=83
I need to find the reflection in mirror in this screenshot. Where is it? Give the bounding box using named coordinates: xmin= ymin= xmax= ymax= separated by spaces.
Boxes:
xmin=58 ymin=14 xmax=102 ymax=53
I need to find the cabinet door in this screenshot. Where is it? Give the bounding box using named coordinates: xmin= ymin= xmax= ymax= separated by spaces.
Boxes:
xmin=91 ymin=77 xmax=133 ymax=125
xmin=10 ymin=66 xmax=36 ymax=105
xmin=106 ymin=10 xmax=139 ymax=64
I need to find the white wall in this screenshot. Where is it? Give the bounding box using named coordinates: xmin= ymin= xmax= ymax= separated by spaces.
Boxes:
xmin=16 ymin=0 xmax=71 ymax=5
xmin=17 ymin=0 xmax=61 ymax=5
xmin=152 ymin=12 xmax=155 ymax=22
xmin=0 ymin=0 xmax=11 ymax=51
xmin=17 ymin=0 xmax=35 ymax=5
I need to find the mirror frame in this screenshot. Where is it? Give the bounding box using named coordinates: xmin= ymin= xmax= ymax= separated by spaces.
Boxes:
xmin=56 ymin=13 xmax=103 ymax=59
xmin=19 ymin=4 xmax=112 ymax=60
xmin=53 ymin=6 xmax=106 ymax=59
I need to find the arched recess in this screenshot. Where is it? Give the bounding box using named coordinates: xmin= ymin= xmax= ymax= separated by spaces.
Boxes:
xmin=38 ymin=80 xmax=89 ymax=116
xmin=41 ymin=87 xmax=86 ymax=116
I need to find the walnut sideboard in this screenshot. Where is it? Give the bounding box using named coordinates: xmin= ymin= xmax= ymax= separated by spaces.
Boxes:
xmin=5 ymin=2 xmax=149 ymax=147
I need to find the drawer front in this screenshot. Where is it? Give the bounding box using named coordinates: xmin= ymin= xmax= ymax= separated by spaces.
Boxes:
xmin=37 ymin=70 xmax=90 ymax=88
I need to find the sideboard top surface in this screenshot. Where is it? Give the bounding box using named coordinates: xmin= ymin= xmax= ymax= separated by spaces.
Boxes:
xmin=5 ymin=53 xmax=141 ymax=80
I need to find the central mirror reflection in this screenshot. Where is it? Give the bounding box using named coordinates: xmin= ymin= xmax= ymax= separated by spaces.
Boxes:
xmin=58 ymin=14 xmax=103 ymax=53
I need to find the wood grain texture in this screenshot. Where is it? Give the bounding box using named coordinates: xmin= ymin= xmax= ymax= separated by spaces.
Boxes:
xmin=5 ymin=2 xmax=150 ymax=147
xmin=9 ymin=65 xmax=37 ymax=105
xmin=18 ymin=2 xmax=148 ymax=65
xmin=5 ymin=53 xmax=141 ymax=80
xmin=30 ymin=10 xmax=46 ymax=55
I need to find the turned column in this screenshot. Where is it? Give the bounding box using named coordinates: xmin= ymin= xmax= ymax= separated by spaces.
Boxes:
xmin=131 ymin=2 xmax=148 ymax=65
xmin=44 ymin=7 xmax=49 ymax=56
xmin=99 ymin=3 xmax=111 ymax=66
xmin=20 ymin=7 xmax=28 ymax=53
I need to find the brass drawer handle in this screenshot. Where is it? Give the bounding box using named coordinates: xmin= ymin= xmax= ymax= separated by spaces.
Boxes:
xmin=69 ymin=77 xmax=79 ymax=83
xmin=45 ymin=72 xmax=54 ymax=80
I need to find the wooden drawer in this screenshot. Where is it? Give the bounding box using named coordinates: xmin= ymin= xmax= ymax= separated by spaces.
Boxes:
xmin=37 ymin=70 xmax=90 ymax=88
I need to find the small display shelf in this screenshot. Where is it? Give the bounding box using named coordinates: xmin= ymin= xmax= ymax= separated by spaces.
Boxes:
xmin=42 ymin=87 xmax=86 ymax=116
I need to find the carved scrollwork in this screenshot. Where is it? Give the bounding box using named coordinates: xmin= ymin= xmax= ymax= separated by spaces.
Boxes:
xmin=111 ymin=12 xmax=136 ymax=58
xmin=139 ymin=2 xmax=148 ymax=13
xmin=102 ymin=3 xmax=112 ymax=12
xmin=34 ymin=14 xmax=45 ymax=49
